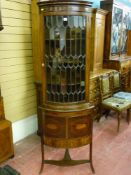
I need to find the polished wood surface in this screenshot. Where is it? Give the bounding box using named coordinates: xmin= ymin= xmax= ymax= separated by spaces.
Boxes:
xmin=38 ymin=0 xmax=93 ymax=8
xmin=127 ymin=30 xmax=131 ymax=56
xmin=0 ymin=120 xmax=14 ymax=163
xmin=0 ymin=97 xmax=5 ymax=120
xmin=0 ymin=89 xmax=14 ymax=163
xmin=90 ymin=10 xmax=108 ymax=72
xmin=35 ymin=82 xmax=43 ymax=135
xmin=40 ymin=105 xmax=94 ymax=148
xmin=31 ymin=0 xmax=42 ymax=82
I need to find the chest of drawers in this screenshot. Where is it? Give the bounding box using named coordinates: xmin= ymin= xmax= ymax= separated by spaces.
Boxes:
xmin=0 ymin=120 xmax=14 ymax=163
xmin=0 ymin=96 xmax=14 ymax=163
xmin=103 ymin=59 xmax=131 ymax=91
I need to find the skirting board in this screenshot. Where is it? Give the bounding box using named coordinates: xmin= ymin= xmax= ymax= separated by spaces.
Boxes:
xmin=12 ymin=115 xmax=38 ymax=143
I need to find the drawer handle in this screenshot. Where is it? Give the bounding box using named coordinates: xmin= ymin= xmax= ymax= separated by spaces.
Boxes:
xmin=46 ymin=124 xmax=57 ymax=130
xmin=75 ymin=124 xmax=87 ymax=130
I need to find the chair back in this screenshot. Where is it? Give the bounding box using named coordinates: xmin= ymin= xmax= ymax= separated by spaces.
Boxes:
xmin=99 ymin=73 xmax=113 ymax=100
xmin=129 ymin=67 xmax=131 ymax=90
xmin=112 ymin=71 xmax=121 ymax=93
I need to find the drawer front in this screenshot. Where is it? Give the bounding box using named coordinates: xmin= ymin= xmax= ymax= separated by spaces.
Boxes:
xmin=68 ymin=115 xmax=92 ymax=138
xmin=44 ymin=115 xmax=66 ymax=138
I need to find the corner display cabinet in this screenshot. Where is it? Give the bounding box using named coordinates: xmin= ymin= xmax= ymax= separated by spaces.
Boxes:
xmin=34 ymin=0 xmax=100 ymax=173
xmin=100 ymin=0 xmax=131 ymax=91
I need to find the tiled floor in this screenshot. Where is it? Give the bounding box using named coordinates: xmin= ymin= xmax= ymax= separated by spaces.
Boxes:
xmin=1 ymin=112 xmax=131 ymax=175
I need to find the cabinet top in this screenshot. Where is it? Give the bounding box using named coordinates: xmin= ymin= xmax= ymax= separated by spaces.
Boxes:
xmin=38 ymin=0 xmax=93 ymax=7
xmin=38 ymin=0 xmax=107 ymax=15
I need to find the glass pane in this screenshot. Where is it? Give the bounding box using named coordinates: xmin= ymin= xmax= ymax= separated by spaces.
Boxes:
xmin=121 ymin=11 xmax=130 ymax=54
xmin=111 ymin=7 xmax=123 ymax=55
xmin=44 ymin=16 xmax=86 ymax=103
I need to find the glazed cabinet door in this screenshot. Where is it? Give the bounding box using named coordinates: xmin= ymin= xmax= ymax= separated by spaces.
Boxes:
xmin=111 ymin=6 xmax=131 ymax=57
xmin=42 ymin=15 xmax=90 ymax=103
xmin=121 ymin=10 xmax=131 ymax=54
xmin=111 ymin=6 xmax=123 ymax=56
xmin=101 ymin=0 xmax=131 ymax=59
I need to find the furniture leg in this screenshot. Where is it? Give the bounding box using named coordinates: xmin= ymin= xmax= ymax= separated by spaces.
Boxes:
xmin=89 ymin=142 xmax=95 ymax=174
xmin=104 ymin=109 xmax=110 ymax=119
xmin=97 ymin=106 xmax=103 ymax=122
xmin=117 ymin=113 xmax=121 ymax=132
xmin=127 ymin=109 xmax=130 ymax=124
xmin=39 ymin=138 xmax=44 ymax=174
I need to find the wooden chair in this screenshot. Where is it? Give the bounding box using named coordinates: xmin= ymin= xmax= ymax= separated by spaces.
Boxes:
xmin=99 ymin=73 xmax=131 ymax=132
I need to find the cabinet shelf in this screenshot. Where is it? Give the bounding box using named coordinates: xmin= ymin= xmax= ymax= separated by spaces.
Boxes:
xmin=47 ymin=82 xmax=85 ymax=86
xmin=46 ymin=61 xmax=84 ymax=64
xmin=45 ymin=38 xmax=85 ymax=41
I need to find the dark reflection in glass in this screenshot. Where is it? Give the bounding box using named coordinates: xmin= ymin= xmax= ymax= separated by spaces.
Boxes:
xmin=44 ymin=15 xmax=86 ymax=102
xmin=129 ymin=13 xmax=131 ymax=30
xmin=74 ymin=16 xmax=79 ymax=28
xmin=45 ymin=40 xmax=50 ymax=55
xmin=46 ymin=16 xmax=52 ymax=28
xmin=82 ymin=39 xmax=85 ymax=55
xmin=76 ymin=39 xmax=81 ymax=55
xmin=57 ymin=16 xmax=63 ymax=27
xmin=66 ymin=26 xmax=70 ymax=39
xmin=68 ymin=16 xmax=74 ymax=28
